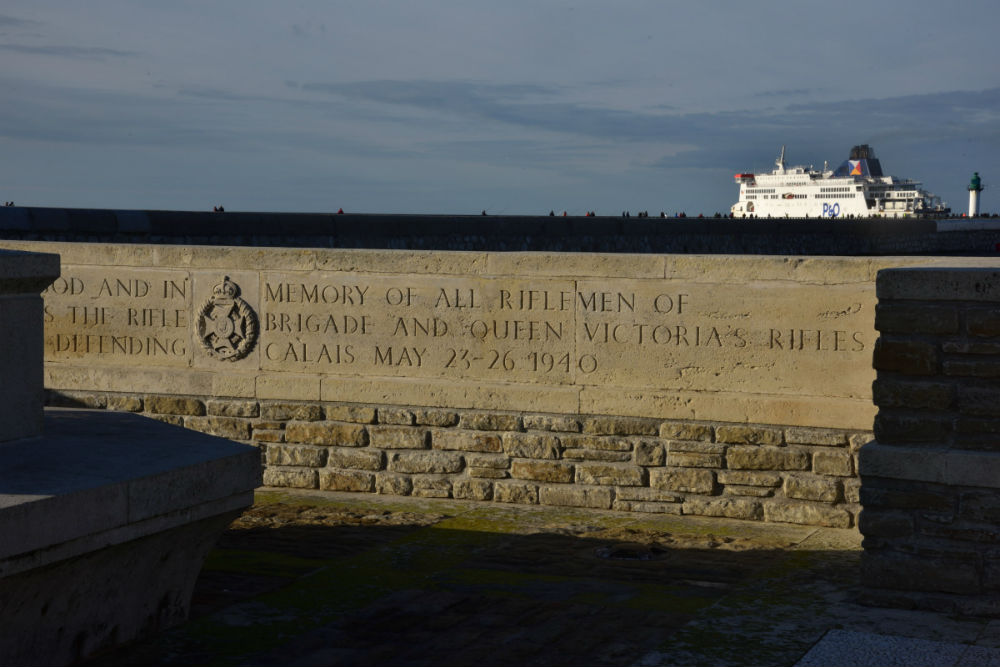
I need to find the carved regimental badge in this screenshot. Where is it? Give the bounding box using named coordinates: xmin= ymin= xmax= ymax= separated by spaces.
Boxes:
xmin=197 ymin=276 xmax=258 ymax=361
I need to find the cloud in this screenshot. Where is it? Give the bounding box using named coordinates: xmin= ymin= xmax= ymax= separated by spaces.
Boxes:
xmin=0 ymin=43 xmax=137 ymax=59
xmin=0 ymin=14 xmax=39 ymax=28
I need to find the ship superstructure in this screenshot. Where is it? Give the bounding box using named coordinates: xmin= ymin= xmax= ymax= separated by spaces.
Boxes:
xmin=731 ymin=145 xmax=948 ymax=219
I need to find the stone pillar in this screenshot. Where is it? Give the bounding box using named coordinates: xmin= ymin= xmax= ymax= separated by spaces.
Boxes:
xmin=0 ymin=249 xmax=59 ymax=441
xmin=860 ymin=264 xmax=1000 ymax=614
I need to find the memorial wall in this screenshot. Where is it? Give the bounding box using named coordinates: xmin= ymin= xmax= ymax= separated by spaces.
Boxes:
xmin=0 ymin=240 xmax=967 ymax=527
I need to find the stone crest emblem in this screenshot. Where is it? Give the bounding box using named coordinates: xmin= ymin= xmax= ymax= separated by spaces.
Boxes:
xmin=197 ymin=276 xmax=258 ymax=361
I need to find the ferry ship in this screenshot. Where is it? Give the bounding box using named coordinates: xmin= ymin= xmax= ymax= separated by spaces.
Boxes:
xmin=731 ymin=145 xmax=949 ymax=219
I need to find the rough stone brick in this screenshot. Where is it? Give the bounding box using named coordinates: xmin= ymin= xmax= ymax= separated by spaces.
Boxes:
xmin=523 ymin=415 xmax=581 ymax=432
xmin=717 ymin=470 xmax=782 ymax=487
xmin=873 ymin=338 xmax=938 ymax=375
xmin=581 ymin=416 xmax=658 ymax=436
xmin=848 ymin=433 xmax=873 ymax=452
xmin=872 ymin=379 xmax=953 ymax=410
xmin=319 ymin=469 xmax=374 ymax=492
xmin=859 ymin=486 xmax=955 ymax=513
xmin=715 ymin=425 xmax=783 ymax=446
xmin=431 ymin=429 xmax=502 ymax=452
xmin=263 ymin=467 xmax=317 ymax=489
xmin=412 ymin=475 xmax=451 ymax=498
xmin=538 ymin=485 xmax=613 ymax=509
xmin=494 ymin=481 xmax=538 ymax=504
xmin=285 ymin=421 xmax=368 ymax=447
xmin=957 ymin=386 xmax=1000 ymax=417
xmin=106 ymin=395 xmax=143 ymax=412
xmin=453 ymin=479 xmax=493 ymax=501
xmin=857 ymin=509 xmax=914 ymax=539
xmin=327 ymin=448 xmax=384 ymax=471
xmin=634 ymin=439 xmax=665 ymax=466
xmin=683 ymin=498 xmax=763 ymax=521
xmin=667 ymin=452 xmax=724 ymax=468
xmin=369 ymin=425 xmax=429 ymax=450
xmin=145 ymin=395 xmax=205 ymax=416
xmin=388 ymin=451 xmax=463 ymax=474
xmin=378 ymin=407 xmax=415 ymax=425
xmin=325 ymin=405 xmax=376 ymax=424
xmin=784 ymin=427 xmax=847 ymax=447
xmin=956 ymin=418 xmax=1000 ymax=436
xmin=873 ymin=414 xmax=951 ymax=443
xmin=944 ymin=359 xmax=1000 ymax=378
xmin=967 ymin=308 xmax=1000 ymax=337
xmin=266 ymin=443 xmax=327 ymax=467
xmin=943 ymin=340 xmax=1000 ymax=355
xmin=875 ymin=304 xmax=959 ymax=335
xmin=502 ymin=432 xmax=560 ymax=459
xmin=252 ymin=420 xmax=284 ymax=430
xmin=252 ymin=428 xmax=284 ymax=444
xmin=613 ymin=500 xmax=683 ymax=514
xmin=47 ymin=390 xmax=107 ymax=409
xmin=649 ymin=468 xmax=715 ymax=494
xmin=186 ymin=415 xmax=251 ymax=441
xmin=575 ymin=463 xmax=645 ymax=486
xmin=783 ymin=475 xmax=840 ymax=502
xmin=722 ymin=485 xmax=775 ymax=498
xmin=843 ymin=478 xmax=861 ymax=504
xmin=561 ymin=449 xmax=631 ymax=462
xmin=763 ymin=501 xmax=851 ymax=528
xmin=149 ymin=414 xmax=184 ymax=426
xmin=726 ymin=446 xmax=809 ymax=470
xmin=510 ymin=460 xmax=575 ymax=483
xmin=260 ymin=402 xmax=322 ymax=421
xmin=375 ymin=472 xmax=412 ymax=496
xmin=659 ymin=422 xmax=713 ymax=441
xmin=459 ymin=412 xmax=522 ymax=431
xmin=960 ymin=491 xmax=1000 ymax=523
xmin=465 ymin=453 xmax=509 ymax=469
xmin=668 ymin=440 xmax=727 ymax=454
xmin=813 ymin=450 xmax=854 ymax=477
xmin=614 ymin=487 xmax=682 ymax=503
xmin=560 ymin=434 xmax=632 ymax=451
xmin=468 ymin=467 xmax=509 ymax=479
xmin=413 ymin=409 xmax=459 ymax=426
xmin=206 ymin=399 xmax=259 ymax=418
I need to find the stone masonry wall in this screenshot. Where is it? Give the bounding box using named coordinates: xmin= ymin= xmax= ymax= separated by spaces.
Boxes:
xmin=49 ymin=390 xmax=868 ymax=529
xmin=860 ymin=265 xmax=1000 ymax=614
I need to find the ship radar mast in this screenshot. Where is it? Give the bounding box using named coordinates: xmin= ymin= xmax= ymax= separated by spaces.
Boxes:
xmin=775 ymin=146 xmax=786 ymax=174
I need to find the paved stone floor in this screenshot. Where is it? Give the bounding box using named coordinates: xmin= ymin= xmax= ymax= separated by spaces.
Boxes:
xmin=88 ymin=489 xmax=1000 ymax=666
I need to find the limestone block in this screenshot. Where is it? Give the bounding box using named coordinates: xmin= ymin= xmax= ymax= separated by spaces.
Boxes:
xmin=468 ymin=467 xmax=509 ymax=479
xmin=634 ymin=439 xmax=665 ymax=466
xmin=872 ymin=379 xmax=953 ymax=410
xmin=413 ymin=409 xmax=459 ymax=427
xmin=369 ymin=425 xmax=429 ymax=450
xmin=185 ymin=415 xmax=251 ymax=441
xmin=252 ymin=428 xmax=284 ymax=443
xmin=575 ymin=463 xmax=645 ymax=486
xmin=319 ymin=469 xmax=374 ymax=492
xmin=560 ymin=434 xmax=632 ymax=451
xmin=813 ymin=450 xmax=854 ymax=477
xmin=412 ymin=476 xmax=451 ymax=498
xmin=145 ymin=395 xmax=205 ymax=416
xmin=945 ymin=359 xmax=1000 ymax=378
xmin=107 ymin=395 xmax=143 ymax=412
xmin=683 ymin=498 xmax=763 ymax=521
xmin=262 ymin=466 xmax=317 ymax=489
xmin=717 ymin=470 xmax=782 ymax=487
xmin=872 ymin=338 xmax=937 ymax=375
xmin=494 ymin=481 xmax=538 ymax=504
xmin=48 ymin=391 xmax=107 ymax=409
xmin=723 ymin=485 xmax=775 ymax=498
xmin=510 ymin=460 xmax=575 ymax=483
xmin=763 ymin=500 xmax=852 ymax=528
xmin=613 ymin=500 xmax=683 ymax=514
xmin=327 ymin=448 xmax=384 ymax=471
xmin=857 ymin=509 xmax=914 ymax=539
xmin=388 ymin=451 xmax=463 ymax=474
xmin=726 ymin=446 xmax=809 ymax=470
xmin=782 ymin=475 xmax=841 ymax=502
xmin=375 ymin=472 xmax=412 ymax=496
xmin=667 ymin=452 xmax=724 ymax=468
xmin=459 ymin=412 xmax=522 ymax=431
xmin=465 ymin=453 xmax=509 ymax=469
xmin=783 ymin=427 xmax=846 ymax=447
xmin=378 ymin=407 xmax=415 ymax=425
xmin=715 ymin=425 xmax=783 ymax=446
xmin=430 ymin=428 xmax=502 ymax=453
xmin=206 ymin=399 xmax=259 ymax=418
xmin=325 ymin=405 xmax=376 ymax=424
xmin=523 ymin=414 xmax=581 ymax=432
xmin=502 ymin=432 xmax=560 ymax=459
xmin=538 ymin=485 xmax=612 ymax=509
xmin=873 ymin=414 xmax=951 ymax=444
xmin=561 ymin=449 xmax=631 ymax=462
xmin=266 ymin=443 xmax=327 ymax=467
xmin=581 ymin=416 xmax=658 ymax=436
xmin=285 ymin=421 xmax=368 ymax=447
xmin=614 ymin=487 xmax=682 ymax=503
xmin=649 ymin=468 xmax=715 ymax=494
xmin=453 ymin=479 xmax=493 ymax=501
xmin=874 ymin=304 xmax=959 ymax=335
xmin=967 ymin=308 xmax=1000 ymax=337
xmin=667 ymin=440 xmax=727 ymax=454
xmin=843 ymin=478 xmax=861 ymax=504
xmin=260 ymin=402 xmax=323 ymax=421
xmin=659 ymin=422 xmax=713 ymax=441
xmin=957 ymin=386 xmax=1000 ymax=417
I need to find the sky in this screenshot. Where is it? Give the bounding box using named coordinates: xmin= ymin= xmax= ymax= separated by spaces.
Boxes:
xmin=2 ymin=1 xmax=999 ymax=216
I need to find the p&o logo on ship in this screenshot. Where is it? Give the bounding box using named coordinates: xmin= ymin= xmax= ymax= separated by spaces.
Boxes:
xmin=197 ymin=276 xmax=258 ymax=361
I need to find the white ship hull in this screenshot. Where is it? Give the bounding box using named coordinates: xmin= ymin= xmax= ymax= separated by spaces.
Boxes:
xmin=731 ymin=145 xmax=948 ymax=219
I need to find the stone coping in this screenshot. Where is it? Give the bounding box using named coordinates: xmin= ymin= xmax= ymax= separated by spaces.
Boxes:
xmin=860 ymin=443 xmax=1000 ymax=489
xmin=0 ymin=408 xmax=261 ymax=575
xmin=0 ymin=248 xmax=59 ymax=293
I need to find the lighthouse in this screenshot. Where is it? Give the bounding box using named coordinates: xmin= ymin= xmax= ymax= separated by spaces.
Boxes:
xmin=968 ymin=171 xmax=984 ymax=217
